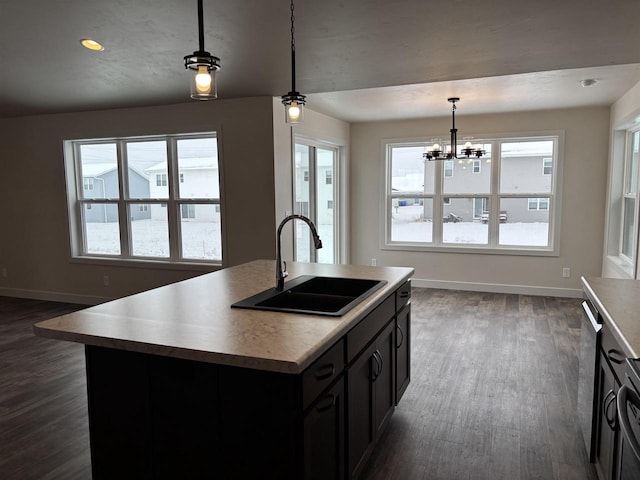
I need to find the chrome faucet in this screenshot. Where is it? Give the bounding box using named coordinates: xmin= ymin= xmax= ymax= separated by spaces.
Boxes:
xmin=276 ymin=214 xmax=322 ymax=291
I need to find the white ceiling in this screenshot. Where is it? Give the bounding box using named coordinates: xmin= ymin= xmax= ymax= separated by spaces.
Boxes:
xmin=1 ymin=0 xmax=640 ymax=121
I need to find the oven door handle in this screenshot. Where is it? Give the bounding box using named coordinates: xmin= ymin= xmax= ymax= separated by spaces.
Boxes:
xmin=617 ymin=384 xmax=640 ymax=463
xmin=582 ymin=301 xmax=602 ymax=332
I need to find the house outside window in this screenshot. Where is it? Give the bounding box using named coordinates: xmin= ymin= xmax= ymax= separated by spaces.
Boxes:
xmin=326 ymin=170 xmax=333 ymax=185
xmin=84 ymin=178 xmax=94 ymax=190
xmin=473 ymin=160 xmax=481 ymax=173
xmin=64 ymin=133 xmax=222 ymax=263
xmin=543 ymin=157 xmax=553 ymax=175
xmin=385 ymin=135 xmax=561 ymax=254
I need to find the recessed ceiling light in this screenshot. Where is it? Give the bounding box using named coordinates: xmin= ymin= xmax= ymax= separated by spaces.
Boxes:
xmin=580 ymin=79 xmax=597 ymax=87
xmin=80 ymin=38 xmax=104 ymax=51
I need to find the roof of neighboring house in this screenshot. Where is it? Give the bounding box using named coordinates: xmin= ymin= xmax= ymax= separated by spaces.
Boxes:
xmin=82 ymin=163 xmax=149 ymax=179
xmin=145 ymin=157 xmax=217 ymax=173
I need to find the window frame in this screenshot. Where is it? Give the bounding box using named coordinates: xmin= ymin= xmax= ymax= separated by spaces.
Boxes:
xmin=382 ymin=132 xmax=563 ymax=256
xmin=64 ymin=132 xmax=223 ymax=268
xmin=619 ymin=129 xmax=640 ymax=265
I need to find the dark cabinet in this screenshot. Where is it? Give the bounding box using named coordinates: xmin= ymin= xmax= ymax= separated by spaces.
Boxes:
xmin=595 ymin=322 xmax=626 ymax=480
xmin=596 ymin=350 xmax=620 ymax=480
xmin=395 ymin=304 xmax=410 ymax=404
xmin=304 ymin=376 xmax=345 ymax=480
xmin=347 ymin=320 xmax=395 ymax=479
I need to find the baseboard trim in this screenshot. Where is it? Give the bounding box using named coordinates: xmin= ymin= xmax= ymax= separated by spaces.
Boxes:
xmin=411 ymin=278 xmax=583 ymax=298
xmin=0 ymin=287 xmax=110 ymax=305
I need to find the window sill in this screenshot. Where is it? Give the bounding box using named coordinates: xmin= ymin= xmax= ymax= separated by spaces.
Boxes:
xmin=604 ymin=255 xmax=635 ymax=279
xmin=69 ymin=255 xmax=222 ymax=272
xmin=381 ymin=243 xmax=558 ymax=257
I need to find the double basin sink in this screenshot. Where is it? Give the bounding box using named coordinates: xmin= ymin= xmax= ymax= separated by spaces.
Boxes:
xmin=231 ymin=275 xmax=387 ymax=317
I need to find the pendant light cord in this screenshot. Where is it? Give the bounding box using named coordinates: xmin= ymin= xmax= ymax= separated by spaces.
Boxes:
xmin=197 ymin=0 xmax=205 ymax=52
xmin=290 ymin=0 xmax=296 ymax=92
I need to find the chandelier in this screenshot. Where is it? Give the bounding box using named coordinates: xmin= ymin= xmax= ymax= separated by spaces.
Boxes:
xmin=184 ymin=0 xmax=221 ymax=100
xmin=281 ymin=0 xmax=306 ymax=124
xmin=423 ymin=98 xmax=486 ymax=161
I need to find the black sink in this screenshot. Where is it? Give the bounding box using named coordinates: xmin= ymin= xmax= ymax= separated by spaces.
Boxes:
xmin=231 ymin=275 xmax=387 ymax=316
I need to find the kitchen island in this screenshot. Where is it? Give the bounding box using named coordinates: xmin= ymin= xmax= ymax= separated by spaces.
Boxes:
xmin=35 ymin=260 xmax=414 ymax=480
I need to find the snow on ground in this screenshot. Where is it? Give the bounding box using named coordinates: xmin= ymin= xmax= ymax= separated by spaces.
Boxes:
xmin=85 ymin=220 xmax=222 ymax=259
xmin=391 ymin=205 xmax=548 ymax=246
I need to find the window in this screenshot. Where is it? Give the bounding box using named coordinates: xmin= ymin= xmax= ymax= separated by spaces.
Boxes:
xmin=65 ymin=133 xmax=222 ymax=263
xmin=543 ymin=158 xmax=553 ymax=175
xmin=385 ymin=135 xmax=560 ymax=254
xmin=444 ymin=160 xmax=453 ymax=177
xmin=294 ymin=141 xmax=339 ymax=264
xmin=156 ymin=174 xmax=167 ymax=187
xmin=326 ymin=170 xmax=333 ymax=185
xmin=528 ymin=197 xmax=549 ymax=211
xmin=84 ymin=178 xmax=94 ymax=190
xmin=181 ymin=204 xmax=196 ymax=219
xmin=621 ymin=130 xmax=639 ymax=262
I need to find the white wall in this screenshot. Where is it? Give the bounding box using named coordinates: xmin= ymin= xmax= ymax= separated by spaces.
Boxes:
xmin=0 ymin=97 xmax=277 ymax=303
xmin=350 ymin=107 xmax=610 ymax=297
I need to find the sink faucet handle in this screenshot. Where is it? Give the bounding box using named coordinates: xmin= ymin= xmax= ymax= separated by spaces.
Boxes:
xmin=283 ymin=261 xmax=288 ymax=279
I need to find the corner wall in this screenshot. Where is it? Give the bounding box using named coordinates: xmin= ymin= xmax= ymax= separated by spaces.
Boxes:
xmin=350 ymin=107 xmax=610 ymax=297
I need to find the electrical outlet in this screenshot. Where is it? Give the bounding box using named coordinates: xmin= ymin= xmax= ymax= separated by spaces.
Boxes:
xmin=562 ymin=267 xmax=570 ymax=278
xmin=1 ymin=267 xmax=6 ymax=278
xmin=103 ymin=275 xmax=109 ymax=286
xmin=371 ymin=258 xmax=377 ymax=266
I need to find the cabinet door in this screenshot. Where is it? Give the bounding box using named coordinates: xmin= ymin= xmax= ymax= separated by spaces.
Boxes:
xmin=595 ymin=351 xmax=620 ymax=480
xmin=347 ymin=341 xmax=377 ymax=480
xmin=395 ymin=305 xmax=411 ymax=405
xmin=304 ymin=376 xmax=345 ymax=480
xmin=374 ymin=321 xmax=395 ymax=438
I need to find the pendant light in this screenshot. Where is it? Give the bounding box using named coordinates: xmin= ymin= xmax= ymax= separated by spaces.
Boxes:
xmin=281 ymin=0 xmax=306 ymax=124
xmin=184 ymin=0 xmax=221 ymax=100
xmin=423 ymin=98 xmax=486 ymax=161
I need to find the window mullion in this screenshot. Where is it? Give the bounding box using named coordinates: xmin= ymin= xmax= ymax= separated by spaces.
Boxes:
xmin=116 ymin=140 xmax=131 ymax=258
xmin=167 ymin=138 xmax=181 ymax=261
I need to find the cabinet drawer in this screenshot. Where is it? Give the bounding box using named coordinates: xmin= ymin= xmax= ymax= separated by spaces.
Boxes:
xmin=302 ymin=339 xmax=345 ymax=410
xmin=396 ymin=281 xmax=411 ymax=311
xmin=347 ymin=294 xmax=395 ymax=363
xmin=600 ymin=322 xmax=626 ymax=384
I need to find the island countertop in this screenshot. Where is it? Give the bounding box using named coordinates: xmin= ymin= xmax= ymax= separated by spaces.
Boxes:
xmin=582 ymin=276 xmax=640 ymax=358
xmin=34 ymin=260 xmax=414 ymax=374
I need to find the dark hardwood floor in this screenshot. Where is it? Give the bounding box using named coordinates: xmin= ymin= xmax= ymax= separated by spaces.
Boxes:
xmin=0 ymin=290 xmax=597 ymax=479
xmin=361 ymin=288 xmax=598 ymax=480
xmin=0 ymin=297 xmax=90 ymax=479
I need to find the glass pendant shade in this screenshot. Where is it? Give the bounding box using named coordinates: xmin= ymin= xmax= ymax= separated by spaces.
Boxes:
xmin=188 ymin=63 xmax=218 ymax=100
xmin=283 ymin=95 xmax=306 ymax=124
